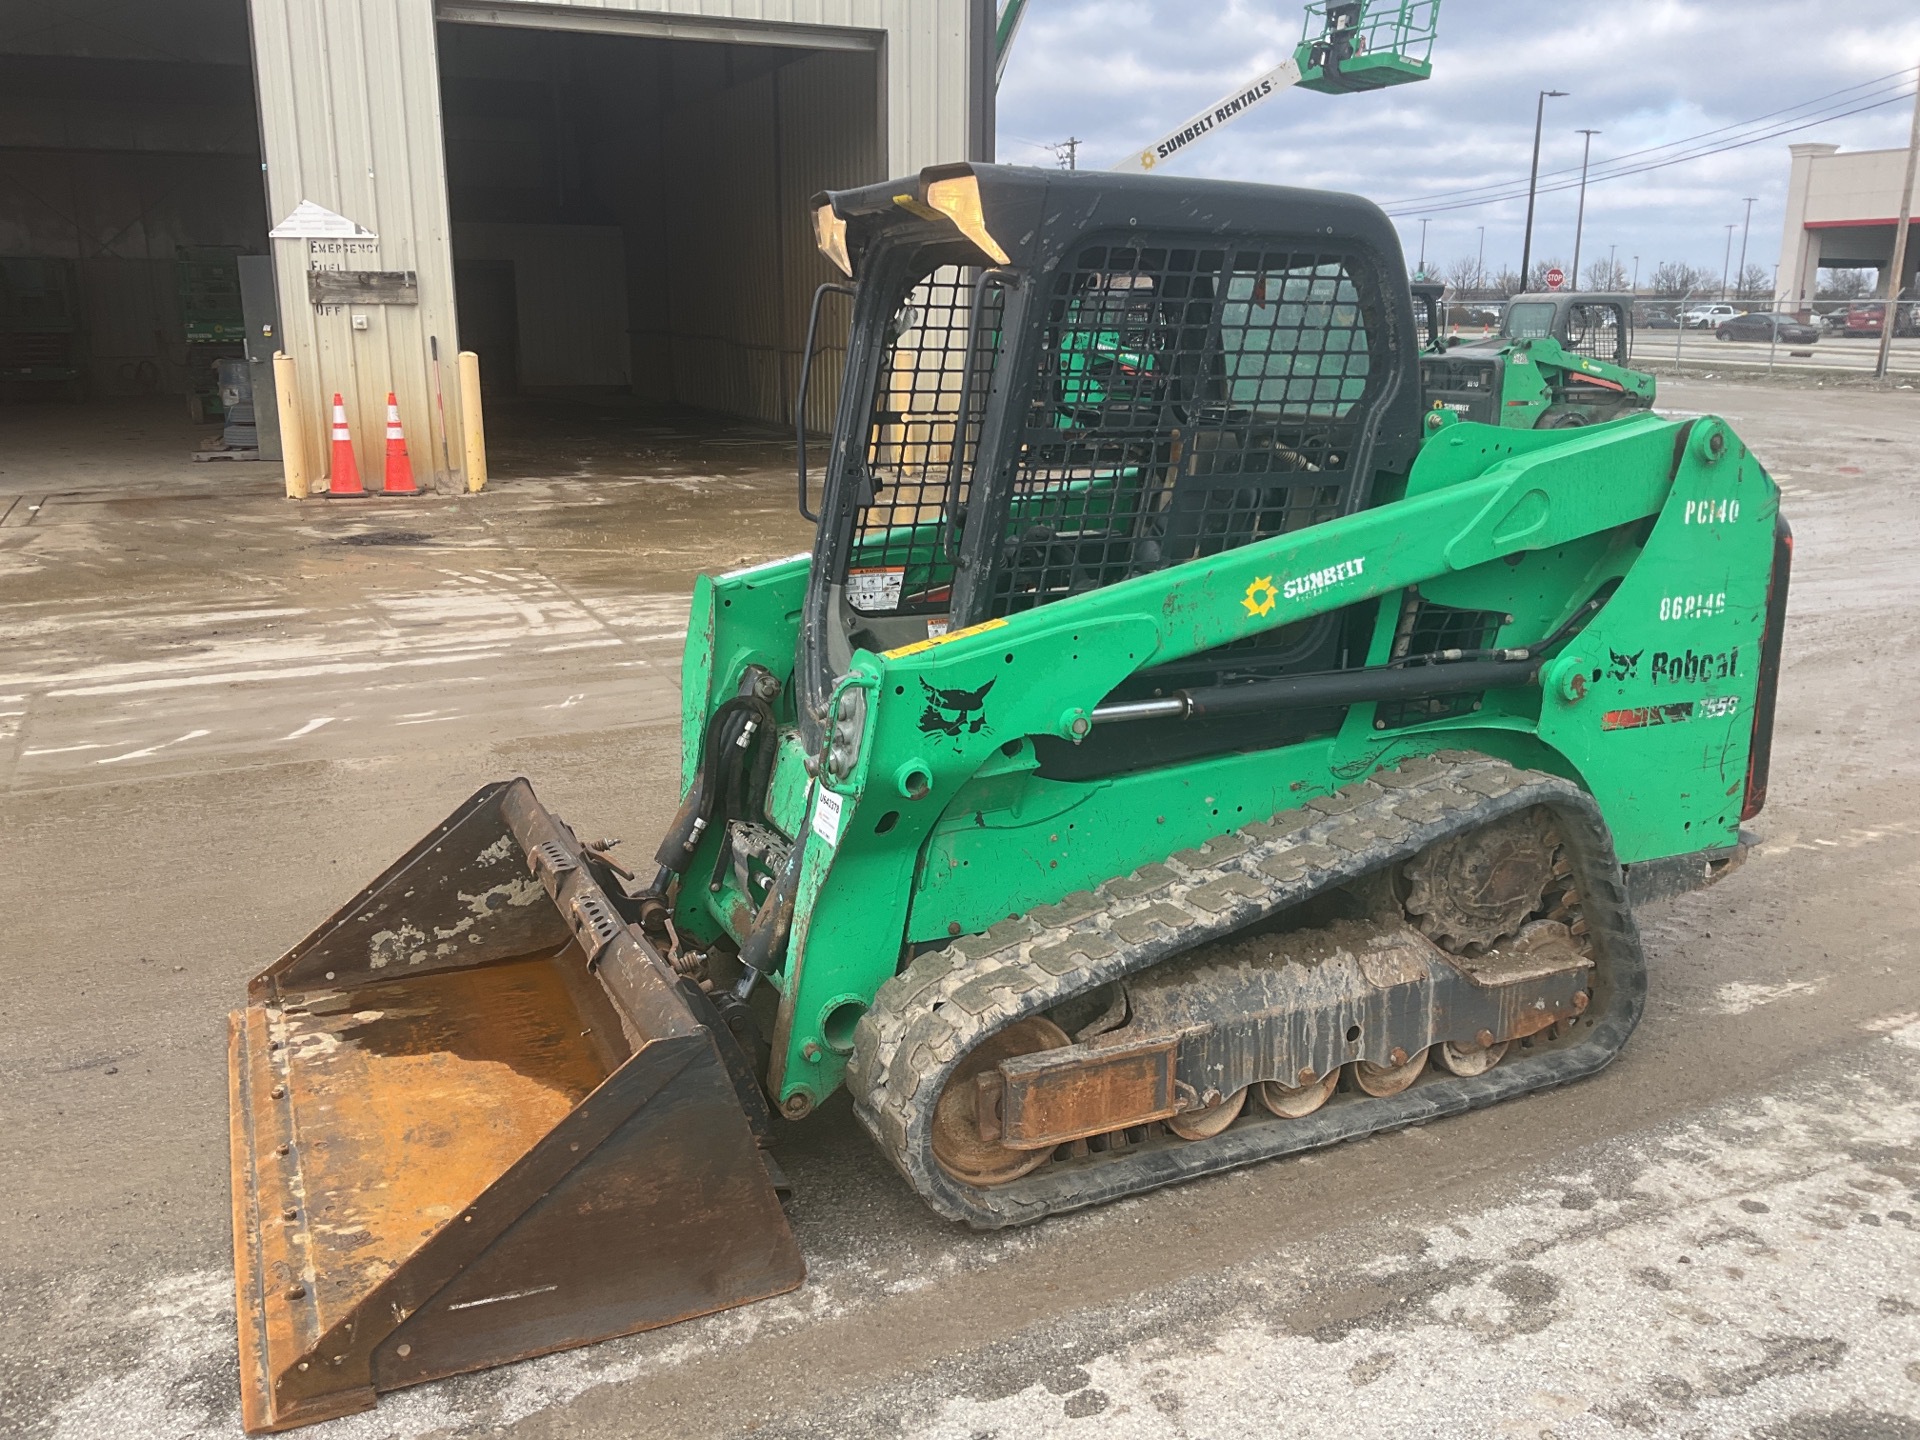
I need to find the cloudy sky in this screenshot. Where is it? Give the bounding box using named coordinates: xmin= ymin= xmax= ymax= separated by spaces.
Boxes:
xmin=996 ymin=0 xmax=1920 ymax=287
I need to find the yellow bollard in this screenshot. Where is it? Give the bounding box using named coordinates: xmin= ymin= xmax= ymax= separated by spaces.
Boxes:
xmin=272 ymin=352 xmax=310 ymax=500
xmin=457 ymin=350 xmax=487 ymax=494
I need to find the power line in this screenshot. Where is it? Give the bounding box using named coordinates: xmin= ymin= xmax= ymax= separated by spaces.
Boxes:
xmin=1384 ymin=88 xmax=1916 ymax=218
xmin=1377 ymin=69 xmax=1914 ymax=212
xmin=1391 ymin=88 xmax=1914 ymax=216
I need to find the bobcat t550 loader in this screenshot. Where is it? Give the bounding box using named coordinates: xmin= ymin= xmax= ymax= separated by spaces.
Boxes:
xmin=227 ymin=164 xmax=1790 ymax=1430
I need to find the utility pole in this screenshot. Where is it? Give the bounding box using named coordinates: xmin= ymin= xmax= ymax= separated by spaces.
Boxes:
xmin=1520 ymin=89 xmax=1568 ymax=289
xmin=1736 ymin=196 xmax=1758 ymax=300
xmin=1571 ymin=128 xmax=1600 ymax=288
xmin=1607 ymin=242 xmax=1617 ymax=290
xmin=1876 ymin=61 xmax=1920 ymax=380
xmin=1418 ymin=218 xmax=1430 ymax=274
xmin=1721 ymin=223 xmax=1737 ymax=302
xmin=1632 ymin=254 xmax=1640 ymax=295
xmin=1054 ymin=136 xmax=1080 ymax=170
xmin=1476 ymin=225 xmax=1486 ymax=288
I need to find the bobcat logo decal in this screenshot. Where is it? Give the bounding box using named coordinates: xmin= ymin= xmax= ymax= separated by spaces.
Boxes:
xmin=918 ymin=678 xmax=995 ymax=743
xmin=1608 ymin=648 xmax=1644 ymax=681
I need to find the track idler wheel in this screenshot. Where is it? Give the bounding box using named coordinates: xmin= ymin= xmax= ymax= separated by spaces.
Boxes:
xmin=931 ymin=1016 xmax=1070 ymax=1186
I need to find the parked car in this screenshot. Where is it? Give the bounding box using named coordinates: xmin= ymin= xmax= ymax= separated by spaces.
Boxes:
xmin=1715 ymin=312 xmax=1820 ymax=344
xmin=1682 ymin=303 xmax=1741 ymax=328
xmin=1643 ymin=310 xmax=1680 ymax=330
xmin=1841 ymin=300 xmax=1920 ymax=338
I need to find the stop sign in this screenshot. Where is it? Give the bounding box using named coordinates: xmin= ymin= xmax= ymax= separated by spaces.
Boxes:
xmin=1545 ymin=267 xmax=1566 ymax=290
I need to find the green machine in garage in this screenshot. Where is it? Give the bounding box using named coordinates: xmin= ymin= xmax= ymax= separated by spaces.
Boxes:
xmin=226 ymin=163 xmax=1790 ymax=1430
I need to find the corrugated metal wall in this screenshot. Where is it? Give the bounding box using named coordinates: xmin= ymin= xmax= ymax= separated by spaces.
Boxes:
xmin=248 ymin=0 xmax=984 ymax=484
xmin=248 ymin=0 xmax=464 ymax=488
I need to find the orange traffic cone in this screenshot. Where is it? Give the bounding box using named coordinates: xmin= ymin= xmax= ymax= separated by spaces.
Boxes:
xmin=381 ymin=393 xmax=420 ymax=495
xmin=326 ymin=393 xmax=364 ymax=497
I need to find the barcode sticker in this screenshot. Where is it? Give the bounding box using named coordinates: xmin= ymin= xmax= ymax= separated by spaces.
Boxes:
xmin=812 ymin=787 xmax=845 ymax=846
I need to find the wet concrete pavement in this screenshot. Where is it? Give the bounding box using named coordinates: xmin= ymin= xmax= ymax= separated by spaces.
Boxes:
xmin=4 ymin=385 xmax=1920 ymax=1439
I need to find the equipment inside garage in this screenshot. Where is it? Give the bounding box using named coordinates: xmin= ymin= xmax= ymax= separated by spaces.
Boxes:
xmin=436 ymin=19 xmax=882 ymax=435
xmin=0 ymin=0 xmax=274 ymax=463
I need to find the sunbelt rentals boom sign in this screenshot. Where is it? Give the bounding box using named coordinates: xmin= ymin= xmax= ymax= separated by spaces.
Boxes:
xmin=1115 ymin=58 xmax=1302 ymax=172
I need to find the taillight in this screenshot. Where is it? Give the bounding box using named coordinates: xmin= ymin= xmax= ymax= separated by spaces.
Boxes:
xmin=1741 ymin=515 xmax=1793 ymax=820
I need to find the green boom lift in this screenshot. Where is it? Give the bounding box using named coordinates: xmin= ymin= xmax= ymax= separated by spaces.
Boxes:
xmin=227 ymin=163 xmax=1790 ymax=1432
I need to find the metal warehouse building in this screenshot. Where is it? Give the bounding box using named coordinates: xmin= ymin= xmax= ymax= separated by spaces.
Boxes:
xmin=0 ymin=0 xmax=991 ymax=487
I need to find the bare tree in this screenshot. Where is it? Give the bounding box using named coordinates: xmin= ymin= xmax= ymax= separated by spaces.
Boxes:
xmin=1734 ymin=263 xmax=1772 ymax=300
xmin=1816 ymin=267 xmax=1872 ymax=300
xmin=1438 ymin=254 xmax=1478 ymax=293
xmin=1489 ymin=266 xmax=1525 ymax=297
xmin=1584 ymin=256 xmax=1630 ymax=291
xmin=1649 ymin=260 xmax=1711 ymax=297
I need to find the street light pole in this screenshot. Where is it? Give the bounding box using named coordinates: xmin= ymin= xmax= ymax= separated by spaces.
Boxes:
xmin=1721 ymin=223 xmax=1737 ymax=302
xmin=1520 ymin=89 xmax=1568 ymax=290
xmin=1418 ymin=217 xmax=1430 ymax=274
xmin=1476 ymin=225 xmax=1485 ymax=287
xmin=1571 ymin=128 xmax=1600 ymax=288
xmin=1736 ymin=195 xmax=1757 ymax=301
xmin=1632 ymin=254 xmax=1640 ymax=295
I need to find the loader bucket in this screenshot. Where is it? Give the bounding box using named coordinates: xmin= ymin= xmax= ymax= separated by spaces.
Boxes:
xmin=228 ymin=779 xmax=803 ymax=1433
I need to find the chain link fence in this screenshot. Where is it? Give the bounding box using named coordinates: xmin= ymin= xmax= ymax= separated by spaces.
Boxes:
xmin=1437 ymin=293 xmax=1920 ymax=380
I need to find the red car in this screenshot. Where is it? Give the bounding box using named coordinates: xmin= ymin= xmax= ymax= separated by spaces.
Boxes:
xmin=1842 ymin=301 xmax=1920 ymax=338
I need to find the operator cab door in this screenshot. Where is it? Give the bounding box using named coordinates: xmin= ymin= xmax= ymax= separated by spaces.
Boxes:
xmin=799 ymin=240 xmax=1013 ymax=739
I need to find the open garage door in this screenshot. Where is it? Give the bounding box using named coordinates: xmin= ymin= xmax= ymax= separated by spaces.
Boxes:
xmin=0 ymin=0 xmax=276 ymax=484
xmin=436 ymin=13 xmax=883 ymax=462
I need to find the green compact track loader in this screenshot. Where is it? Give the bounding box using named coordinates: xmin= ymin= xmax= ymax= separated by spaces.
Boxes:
xmin=1420 ymin=287 xmax=1656 ymax=430
xmin=227 ymin=164 xmax=1790 ymax=1431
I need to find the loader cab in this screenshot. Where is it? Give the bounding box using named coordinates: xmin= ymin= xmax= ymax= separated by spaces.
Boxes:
xmin=797 ymin=164 xmax=1425 ymax=767
xmin=1496 ymin=291 xmax=1633 ymax=366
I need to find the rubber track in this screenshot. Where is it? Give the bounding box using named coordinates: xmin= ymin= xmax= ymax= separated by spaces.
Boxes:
xmin=847 ymin=751 xmax=1646 ymax=1229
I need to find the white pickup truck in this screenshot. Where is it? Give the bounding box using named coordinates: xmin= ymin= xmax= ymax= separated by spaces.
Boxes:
xmin=1681 ymin=303 xmax=1742 ymax=329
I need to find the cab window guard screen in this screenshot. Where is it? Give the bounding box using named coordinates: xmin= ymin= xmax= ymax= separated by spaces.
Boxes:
xmin=988 ymin=239 xmax=1377 ymax=616
xmin=846 ymin=264 xmax=1002 ymax=617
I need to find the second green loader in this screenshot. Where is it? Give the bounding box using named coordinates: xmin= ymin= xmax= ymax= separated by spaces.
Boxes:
xmin=225 ymin=163 xmax=1790 ymax=1431
xmin=1420 ymin=287 xmax=1655 ymax=430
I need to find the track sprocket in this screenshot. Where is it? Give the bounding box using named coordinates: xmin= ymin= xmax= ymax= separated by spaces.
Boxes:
xmin=1402 ymin=805 xmax=1560 ymax=952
